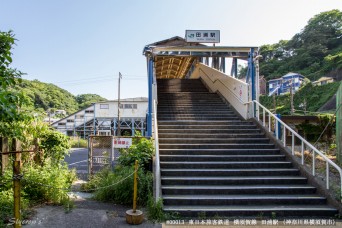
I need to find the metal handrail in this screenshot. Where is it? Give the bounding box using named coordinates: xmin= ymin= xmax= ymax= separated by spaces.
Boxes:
xmin=253 ymin=100 xmax=342 ymax=202
xmin=199 ymin=68 xmax=251 ymax=105
xmin=153 ymin=99 xmax=161 ymax=201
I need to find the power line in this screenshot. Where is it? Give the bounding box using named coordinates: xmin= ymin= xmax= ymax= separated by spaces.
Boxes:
xmin=52 ymin=74 xmax=147 ymax=85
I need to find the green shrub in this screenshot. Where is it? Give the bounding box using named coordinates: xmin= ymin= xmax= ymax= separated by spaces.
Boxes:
xmin=69 ymin=137 xmax=88 ymax=148
xmin=147 ymin=195 xmax=165 ymax=223
xmin=0 ymin=189 xmax=30 ymax=226
xmin=0 ymin=161 xmax=75 ymax=226
xmin=39 ymin=130 xmax=71 ymax=165
xmin=82 ymin=165 xmax=153 ymax=206
xmin=22 ymin=162 xmax=76 ymax=204
xmin=118 ymin=137 xmax=154 ymax=170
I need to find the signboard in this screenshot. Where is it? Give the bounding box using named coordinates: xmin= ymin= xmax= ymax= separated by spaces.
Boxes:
xmin=113 ymin=137 xmax=132 ymax=148
xmin=185 ymin=30 xmax=220 ymax=43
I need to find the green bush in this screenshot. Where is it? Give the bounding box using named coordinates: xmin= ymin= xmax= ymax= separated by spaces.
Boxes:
xmin=3 ymin=162 xmax=76 ymax=204
xmin=0 ymin=162 xmax=75 ymax=226
xmin=39 ymin=130 xmax=70 ymax=165
xmin=69 ymin=137 xmax=88 ymax=148
xmin=22 ymin=162 xmax=76 ymax=204
xmin=118 ymin=137 xmax=154 ymax=170
xmin=0 ymin=189 xmax=29 ymax=227
xmin=82 ymin=165 xmax=153 ymax=206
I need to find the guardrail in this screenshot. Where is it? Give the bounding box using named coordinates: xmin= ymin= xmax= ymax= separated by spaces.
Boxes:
xmin=253 ymin=100 xmax=342 ymax=202
xmin=153 ymin=99 xmax=161 ymax=201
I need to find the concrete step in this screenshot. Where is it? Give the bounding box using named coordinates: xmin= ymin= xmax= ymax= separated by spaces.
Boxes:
xmin=162 ymin=185 xmax=317 ymax=195
xmin=157 ymin=110 xmax=235 ymax=114
xmin=157 ymin=114 xmax=239 ymax=118
xmin=162 ymin=194 xmax=327 ymax=206
xmin=160 ymin=161 xmax=292 ymax=169
xmin=158 ymin=116 xmax=240 ymax=120
xmin=159 ymin=143 xmax=276 ymax=149
xmin=158 ymin=133 xmax=265 ymax=139
xmin=158 ymin=129 xmax=262 ymax=134
xmin=158 ymin=138 xmax=270 ymax=144
xmin=159 ymin=154 xmax=286 ymax=162
xmin=163 ymin=205 xmax=337 ymax=217
xmin=159 ymin=148 xmax=281 ymax=156
xmin=158 ymin=125 xmax=258 ymax=130
xmin=157 ymin=120 xmax=249 ymax=125
xmin=161 ymin=176 xmax=307 ymax=185
xmin=160 ymin=168 xmax=299 ymax=176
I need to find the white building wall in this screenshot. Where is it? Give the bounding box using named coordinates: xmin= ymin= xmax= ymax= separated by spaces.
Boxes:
xmin=190 ymin=63 xmax=250 ymax=119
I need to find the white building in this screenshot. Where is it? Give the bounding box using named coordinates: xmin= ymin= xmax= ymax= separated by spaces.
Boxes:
xmin=51 ymin=97 xmax=148 ymax=138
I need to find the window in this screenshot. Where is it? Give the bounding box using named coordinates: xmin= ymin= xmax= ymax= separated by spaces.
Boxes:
xmin=119 ymin=103 xmax=138 ymax=109
xmin=85 ymin=110 xmax=94 ymax=113
xmin=67 ymin=119 xmax=74 ymax=123
xmin=100 ymin=104 xmax=109 ymax=109
xmin=58 ymin=122 xmax=66 ymax=126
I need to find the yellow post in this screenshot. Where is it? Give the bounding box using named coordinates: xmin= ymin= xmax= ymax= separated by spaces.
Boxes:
xmin=13 ymin=160 xmax=21 ymax=228
xmin=125 ymin=159 xmax=143 ymax=225
xmin=133 ymin=160 xmax=138 ymax=213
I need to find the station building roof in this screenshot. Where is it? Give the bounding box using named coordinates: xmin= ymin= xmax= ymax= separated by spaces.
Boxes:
xmin=143 ymin=36 xmax=258 ymax=79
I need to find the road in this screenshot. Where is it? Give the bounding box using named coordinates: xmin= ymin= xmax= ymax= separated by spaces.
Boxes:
xmin=65 ymin=148 xmax=89 ymax=178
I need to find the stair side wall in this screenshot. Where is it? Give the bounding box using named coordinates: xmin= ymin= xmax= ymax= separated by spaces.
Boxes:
xmin=190 ymin=63 xmax=250 ymax=119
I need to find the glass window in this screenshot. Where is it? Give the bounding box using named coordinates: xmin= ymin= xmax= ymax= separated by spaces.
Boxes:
xmin=100 ymin=104 xmax=109 ymax=109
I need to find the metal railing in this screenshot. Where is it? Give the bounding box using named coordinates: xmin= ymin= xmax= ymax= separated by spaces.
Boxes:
xmin=253 ymin=100 xmax=342 ymax=201
xmin=153 ymin=99 xmax=161 ymax=201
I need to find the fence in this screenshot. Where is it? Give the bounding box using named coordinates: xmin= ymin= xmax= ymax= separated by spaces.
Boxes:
xmin=87 ymin=136 xmax=145 ymax=176
xmin=253 ymin=100 xmax=342 ymax=202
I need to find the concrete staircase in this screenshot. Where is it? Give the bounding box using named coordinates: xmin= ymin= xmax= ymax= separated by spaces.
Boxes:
xmin=157 ymin=79 xmax=337 ymax=217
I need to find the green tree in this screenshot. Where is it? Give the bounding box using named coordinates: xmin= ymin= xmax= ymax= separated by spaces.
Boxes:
xmin=259 ymin=9 xmax=342 ymax=81
xmin=76 ymin=93 xmax=107 ymax=109
xmin=0 ymin=31 xmax=32 ymax=137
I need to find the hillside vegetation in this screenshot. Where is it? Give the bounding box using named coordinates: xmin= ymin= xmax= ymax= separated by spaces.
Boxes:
xmin=257 ymin=9 xmax=341 ymax=114
xmin=259 ymin=9 xmax=342 ymax=82
xmin=260 ymin=82 xmax=340 ymax=115
xmin=15 ymin=79 xmax=107 ymax=114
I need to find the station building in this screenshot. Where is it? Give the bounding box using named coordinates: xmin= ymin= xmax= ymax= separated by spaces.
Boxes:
xmin=51 ymin=97 xmax=147 ymax=138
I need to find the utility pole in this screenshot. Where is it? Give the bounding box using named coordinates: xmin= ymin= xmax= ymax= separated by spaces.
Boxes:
xmin=117 ymin=72 xmax=122 ymax=136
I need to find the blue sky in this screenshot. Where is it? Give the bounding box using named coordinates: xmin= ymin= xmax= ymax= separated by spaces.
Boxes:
xmin=1 ymin=0 xmax=341 ymax=100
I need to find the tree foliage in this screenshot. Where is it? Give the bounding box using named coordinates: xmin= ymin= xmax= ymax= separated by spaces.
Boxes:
xmin=76 ymin=93 xmax=107 ymax=109
xmin=0 ymin=31 xmax=29 ymax=124
xmin=15 ymin=79 xmax=107 ymax=115
xmin=259 ymin=9 xmax=342 ymax=81
xmin=259 ymin=82 xmax=340 ymax=115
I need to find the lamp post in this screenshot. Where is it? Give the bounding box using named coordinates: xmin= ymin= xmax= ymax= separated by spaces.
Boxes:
xmin=117 ymin=72 xmax=122 ymax=136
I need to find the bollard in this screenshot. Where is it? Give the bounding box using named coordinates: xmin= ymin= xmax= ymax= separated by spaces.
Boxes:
xmin=126 ymin=160 xmax=144 ymax=225
xmin=13 ymin=160 xmax=21 ymax=228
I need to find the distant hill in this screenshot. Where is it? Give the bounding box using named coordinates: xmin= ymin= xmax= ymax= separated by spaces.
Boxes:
xmin=258 ymin=9 xmax=342 ymax=82
xmin=16 ymin=79 xmax=107 ymax=114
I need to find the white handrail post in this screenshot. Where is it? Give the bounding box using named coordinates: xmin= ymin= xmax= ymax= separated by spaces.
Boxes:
xmin=268 ymin=114 xmax=271 ymax=132
xmin=326 ymin=162 xmax=330 ymax=190
xmin=263 ymin=109 xmax=265 ymax=127
xmin=301 ymin=141 xmax=304 ymax=165
xmin=256 ymin=103 xmax=260 ymax=121
xmin=292 ymin=133 xmax=295 ymax=156
xmin=275 ymin=119 xmax=279 ymax=140
xmin=283 ymin=126 xmax=286 ymax=147
xmin=312 ymin=150 xmax=316 ymax=176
